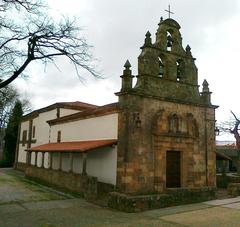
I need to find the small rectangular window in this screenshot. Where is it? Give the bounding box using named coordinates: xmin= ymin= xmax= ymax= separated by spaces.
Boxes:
xmin=57 ymin=131 xmax=61 ymax=143
xmin=22 ymin=130 xmax=27 ymax=146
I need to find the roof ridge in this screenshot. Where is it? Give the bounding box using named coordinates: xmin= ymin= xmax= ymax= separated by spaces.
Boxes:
xmin=47 ymin=102 xmax=119 ymax=126
xmin=22 ymin=101 xmax=98 ymax=120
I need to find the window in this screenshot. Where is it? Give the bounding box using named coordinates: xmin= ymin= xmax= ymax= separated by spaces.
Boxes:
xmin=158 ymin=57 xmax=164 ymax=78
xmin=57 ymin=131 xmax=61 ymax=143
xmin=166 ymin=31 xmax=173 ymax=51
xmin=22 ymin=130 xmax=27 ymax=146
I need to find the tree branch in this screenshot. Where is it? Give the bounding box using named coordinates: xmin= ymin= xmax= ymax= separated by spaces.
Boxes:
xmin=0 ymin=2 xmax=99 ymax=88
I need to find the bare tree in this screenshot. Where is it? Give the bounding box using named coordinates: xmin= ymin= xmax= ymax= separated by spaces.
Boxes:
xmin=0 ymin=82 xmax=31 ymax=159
xmin=0 ymin=0 xmax=98 ymax=89
xmin=0 ymin=84 xmax=18 ymax=158
xmin=0 ymin=85 xmax=18 ymax=129
xmin=217 ymin=111 xmax=240 ymax=174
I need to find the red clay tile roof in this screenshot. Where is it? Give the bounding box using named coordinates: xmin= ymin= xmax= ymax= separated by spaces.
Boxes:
xmin=216 ymin=144 xmax=237 ymax=149
xmin=22 ymin=101 xmax=98 ymax=121
xmin=26 ymin=139 xmax=117 ymax=153
xmin=58 ymin=101 xmax=98 ymax=110
xmin=47 ymin=102 xmax=119 ymax=126
xmin=216 ymin=151 xmax=232 ymax=161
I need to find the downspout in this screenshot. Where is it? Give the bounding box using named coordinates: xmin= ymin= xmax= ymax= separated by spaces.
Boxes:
xmin=48 ymin=125 xmax=51 ymax=143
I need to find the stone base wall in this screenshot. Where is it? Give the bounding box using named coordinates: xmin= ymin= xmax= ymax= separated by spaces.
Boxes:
xmin=25 ymin=166 xmax=98 ymax=200
xmin=216 ymin=175 xmax=240 ymax=188
xmin=15 ymin=162 xmax=28 ymax=171
xmin=108 ymin=187 xmax=216 ymax=212
xmin=228 ymin=183 xmax=240 ymax=197
xmin=97 ymin=182 xmax=115 ymax=195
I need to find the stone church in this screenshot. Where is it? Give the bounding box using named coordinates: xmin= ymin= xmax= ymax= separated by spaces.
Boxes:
xmin=15 ymin=17 xmax=217 ymax=210
xmin=116 ymin=17 xmax=217 ymax=194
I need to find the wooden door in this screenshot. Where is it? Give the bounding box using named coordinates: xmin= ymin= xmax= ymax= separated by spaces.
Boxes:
xmin=166 ymin=150 xmax=181 ymax=188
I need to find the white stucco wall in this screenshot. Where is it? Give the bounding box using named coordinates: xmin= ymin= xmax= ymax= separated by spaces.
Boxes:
xmin=17 ymin=120 xmax=30 ymax=163
xmin=61 ymin=153 xmax=70 ymax=172
xmin=49 ymin=146 xmax=117 ymax=185
xmin=49 ymin=113 xmax=118 ymax=185
xmin=17 ymin=109 xmax=56 ymax=164
xmin=50 ymin=113 xmax=118 ymax=142
xmin=33 ymin=110 xmax=57 ymax=145
xmin=87 ymin=146 xmax=117 ymax=185
xmin=52 ymin=153 xmax=83 ymax=173
xmin=60 ymin=108 xmax=80 ymax=117
xmin=72 ymin=153 xmax=83 ymax=173
xmin=17 ymin=108 xmax=82 ymax=164
xmin=52 ymin=153 xmax=60 ymax=170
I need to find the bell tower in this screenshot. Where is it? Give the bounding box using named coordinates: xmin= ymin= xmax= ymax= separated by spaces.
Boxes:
xmin=135 ymin=18 xmax=200 ymax=103
xmin=116 ymin=17 xmax=217 ymax=195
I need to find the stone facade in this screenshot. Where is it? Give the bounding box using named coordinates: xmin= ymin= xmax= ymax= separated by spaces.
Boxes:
xmin=116 ymin=18 xmax=217 ymax=195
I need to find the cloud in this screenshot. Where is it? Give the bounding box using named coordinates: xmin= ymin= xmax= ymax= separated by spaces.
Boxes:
xmin=12 ymin=0 xmax=240 ymax=143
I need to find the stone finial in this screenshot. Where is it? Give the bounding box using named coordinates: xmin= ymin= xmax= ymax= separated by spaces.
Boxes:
xmin=186 ymin=44 xmax=191 ymax=52
xmin=202 ymin=79 xmax=209 ymax=93
xmin=121 ymin=60 xmax=133 ymax=91
xmin=141 ymin=31 xmax=152 ymax=48
xmin=186 ymin=44 xmax=193 ymax=56
xmin=146 ymin=31 xmax=151 ymax=37
xmin=124 ymin=59 xmax=131 ymax=69
xmin=123 ymin=60 xmax=132 ymax=76
xmin=160 ymin=17 xmax=163 ymax=22
xmin=201 ymin=79 xmax=212 ymax=105
xmin=186 ymin=44 xmax=195 ymax=60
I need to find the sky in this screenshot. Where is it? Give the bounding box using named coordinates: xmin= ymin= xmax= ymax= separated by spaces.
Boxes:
xmin=12 ymin=0 xmax=240 ymax=141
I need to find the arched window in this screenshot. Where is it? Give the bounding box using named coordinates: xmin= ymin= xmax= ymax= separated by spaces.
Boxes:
xmin=167 ymin=31 xmax=173 ymax=51
xmin=158 ymin=57 xmax=164 ymax=78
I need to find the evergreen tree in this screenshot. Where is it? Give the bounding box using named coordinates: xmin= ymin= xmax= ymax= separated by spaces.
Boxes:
xmin=1 ymin=100 xmax=23 ymax=167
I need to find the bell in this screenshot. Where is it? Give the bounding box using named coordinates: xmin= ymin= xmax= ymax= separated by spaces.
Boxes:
xmin=167 ymin=40 xmax=172 ymax=47
xmin=167 ymin=35 xmax=173 ymax=47
xmin=159 ymin=66 xmax=164 ymax=76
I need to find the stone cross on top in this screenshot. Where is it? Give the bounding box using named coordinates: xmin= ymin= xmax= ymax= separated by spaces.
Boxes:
xmin=165 ymin=4 xmax=174 ymax=18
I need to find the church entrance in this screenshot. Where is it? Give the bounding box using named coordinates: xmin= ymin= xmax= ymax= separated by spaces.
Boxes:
xmin=166 ymin=150 xmax=181 ymax=188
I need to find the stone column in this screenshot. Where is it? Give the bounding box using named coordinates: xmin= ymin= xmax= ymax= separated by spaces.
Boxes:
xmin=59 ymin=152 xmax=62 ymax=171
xmin=28 ymin=152 xmax=32 ymax=165
xmin=49 ymin=152 xmax=53 ymax=170
xmin=41 ymin=152 xmax=45 ymax=168
xmin=222 ymin=160 xmax=227 ymax=176
xmin=82 ymin=152 xmax=87 ymax=175
xmin=69 ymin=152 xmax=74 ymax=173
xmin=26 ymin=152 xmax=29 ymax=165
xmin=35 ymin=152 xmax=38 ymax=167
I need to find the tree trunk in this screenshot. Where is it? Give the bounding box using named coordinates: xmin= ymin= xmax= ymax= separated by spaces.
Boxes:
xmin=237 ymin=153 xmax=240 ymax=175
xmin=0 ymin=128 xmax=5 ymax=160
xmin=230 ymin=112 xmax=240 ymax=175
